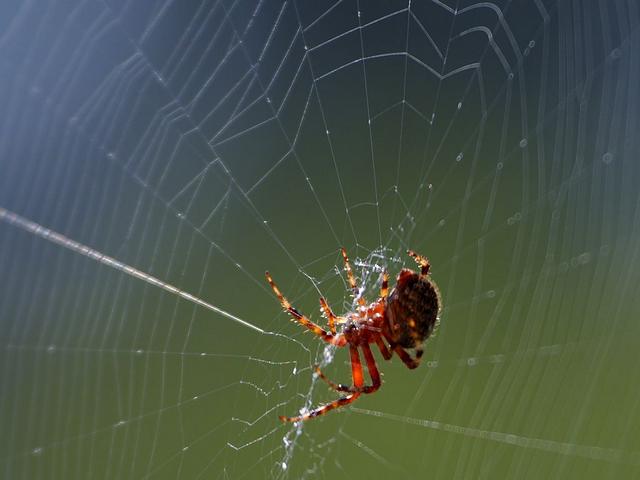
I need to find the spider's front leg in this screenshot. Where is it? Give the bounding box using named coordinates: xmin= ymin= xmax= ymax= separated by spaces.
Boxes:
xmin=266 ymin=272 xmax=345 ymax=346
xmin=341 ymin=247 xmax=366 ymax=306
xmin=319 ymin=297 xmax=339 ymax=335
xmin=280 ymin=345 xmax=364 ymax=422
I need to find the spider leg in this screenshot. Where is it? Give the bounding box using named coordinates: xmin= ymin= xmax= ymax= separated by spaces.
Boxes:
xmin=375 ymin=335 xmax=392 ymax=360
xmin=407 ymin=250 xmax=430 ymax=276
xmin=314 ymin=365 xmax=350 ymax=392
xmin=319 ymin=297 xmax=338 ymax=335
xmin=380 ymin=270 xmax=389 ymax=298
xmin=360 ymin=343 xmax=381 ymax=393
xmin=280 ymin=345 xmax=363 ymax=422
xmin=341 ymin=247 xmax=366 ymax=306
xmin=314 ymin=343 xmax=381 ymax=394
xmin=392 ymin=344 xmax=422 ymax=369
xmin=266 ymin=272 xmax=345 ymax=346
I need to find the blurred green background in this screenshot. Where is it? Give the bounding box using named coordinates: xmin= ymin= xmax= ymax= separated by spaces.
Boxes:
xmin=1 ymin=0 xmax=640 ymax=478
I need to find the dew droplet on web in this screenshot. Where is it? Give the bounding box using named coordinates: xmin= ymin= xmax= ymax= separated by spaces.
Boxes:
xmin=519 ymin=138 xmax=528 ymax=148
xmin=602 ymin=152 xmax=613 ymax=164
xmin=505 ymin=434 xmax=518 ymax=444
xmin=578 ymin=252 xmax=591 ymax=265
xmin=456 ymin=152 xmax=463 ymax=162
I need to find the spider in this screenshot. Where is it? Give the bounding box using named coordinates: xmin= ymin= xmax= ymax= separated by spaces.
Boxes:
xmin=266 ymin=248 xmax=441 ymax=422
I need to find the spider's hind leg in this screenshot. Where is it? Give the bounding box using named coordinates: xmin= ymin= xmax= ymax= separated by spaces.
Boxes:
xmin=392 ymin=344 xmax=422 ymax=369
xmin=407 ymin=250 xmax=430 ymax=276
xmin=380 ymin=270 xmax=389 ymax=298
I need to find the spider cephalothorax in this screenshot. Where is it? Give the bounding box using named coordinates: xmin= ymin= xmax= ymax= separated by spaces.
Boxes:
xmin=266 ymin=248 xmax=441 ymax=422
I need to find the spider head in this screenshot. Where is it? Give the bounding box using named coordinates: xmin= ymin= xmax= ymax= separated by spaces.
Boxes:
xmin=384 ymin=269 xmax=440 ymax=348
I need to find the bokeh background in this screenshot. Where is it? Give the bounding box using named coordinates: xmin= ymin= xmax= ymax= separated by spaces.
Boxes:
xmin=1 ymin=0 xmax=640 ymax=478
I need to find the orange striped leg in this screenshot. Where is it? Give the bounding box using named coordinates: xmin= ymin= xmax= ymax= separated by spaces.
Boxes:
xmin=393 ymin=344 xmax=421 ymax=369
xmin=380 ymin=270 xmax=389 ymax=298
xmin=360 ymin=344 xmax=381 ymax=393
xmin=407 ymin=250 xmax=430 ymax=276
xmin=314 ymin=344 xmax=381 ymax=394
xmin=266 ymin=272 xmax=344 ymax=346
xmin=314 ymin=365 xmax=350 ymax=391
xmin=375 ymin=335 xmax=392 ymax=360
xmin=372 ymin=273 xmax=393 ymax=363
xmin=319 ymin=297 xmax=338 ymax=335
xmin=382 ymin=331 xmax=422 ymax=369
xmin=280 ymin=345 xmax=363 ymax=422
xmin=341 ymin=247 xmax=365 ymax=306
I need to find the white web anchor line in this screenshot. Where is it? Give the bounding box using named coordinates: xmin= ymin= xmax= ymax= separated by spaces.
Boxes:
xmin=0 ymin=206 xmax=264 ymax=334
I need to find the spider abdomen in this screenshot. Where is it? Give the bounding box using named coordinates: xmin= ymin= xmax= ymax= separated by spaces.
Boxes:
xmin=385 ymin=269 xmax=440 ymax=348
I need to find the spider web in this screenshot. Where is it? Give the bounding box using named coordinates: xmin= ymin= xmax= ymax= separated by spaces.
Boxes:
xmin=1 ymin=0 xmax=640 ymax=478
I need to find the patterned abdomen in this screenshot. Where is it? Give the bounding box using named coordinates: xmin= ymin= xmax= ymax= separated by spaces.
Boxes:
xmin=385 ymin=269 xmax=440 ymax=348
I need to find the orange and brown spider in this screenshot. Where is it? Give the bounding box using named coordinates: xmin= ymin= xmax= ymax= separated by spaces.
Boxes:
xmin=266 ymin=248 xmax=441 ymax=422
